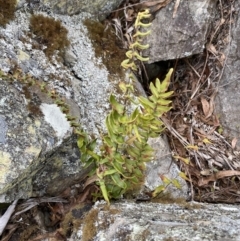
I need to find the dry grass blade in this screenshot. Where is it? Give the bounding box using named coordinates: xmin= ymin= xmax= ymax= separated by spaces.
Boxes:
xmin=141 ymin=0 xmax=171 ymax=8
xmin=0 ymin=200 xmax=18 ymax=236
xmin=14 ymin=197 xmax=67 ymax=216
xmin=173 ymin=0 xmax=181 ymax=18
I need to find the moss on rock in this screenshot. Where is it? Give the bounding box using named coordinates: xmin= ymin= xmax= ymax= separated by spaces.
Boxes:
xmin=0 ymin=0 xmax=16 ymax=27
xmin=29 ymin=14 xmax=70 ymax=59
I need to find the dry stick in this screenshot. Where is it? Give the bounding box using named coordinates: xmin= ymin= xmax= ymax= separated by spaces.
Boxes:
xmin=161 ymin=116 xmax=189 ymax=147
xmin=189 ymin=124 xmax=202 ymax=169
xmin=110 ymin=0 xmax=172 ymax=13
xmin=0 ymin=200 xmax=18 ymax=236
xmin=184 ymin=51 xmax=209 ymax=112
xmin=173 ymin=0 xmax=181 ymax=18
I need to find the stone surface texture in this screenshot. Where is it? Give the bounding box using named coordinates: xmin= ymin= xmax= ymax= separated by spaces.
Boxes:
xmin=142 ymin=0 xmax=217 ymax=63
xmin=69 ymin=200 xmax=240 ymax=241
xmin=215 ymin=0 xmax=240 ymax=148
xmin=41 ymin=0 xmax=123 ymax=19
xmin=146 ymin=137 xmax=188 ymax=199
xmin=0 ymin=8 xmax=120 ymax=201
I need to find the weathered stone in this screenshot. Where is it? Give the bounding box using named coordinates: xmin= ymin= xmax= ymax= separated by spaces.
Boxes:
xmin=142 ymin=0 xmax=217 ymax=63
xmin=69 ymin=200 xmax=240 ymax=241
xmin=146 ymin=136 xmax=188 ymax=199
xmin=41 ymin=0 xmax=123 ymax=19
xmin=0 ymin=76 xmax=89 ymax=201
xmin=215 ymin=0 xmax=240 ymax=149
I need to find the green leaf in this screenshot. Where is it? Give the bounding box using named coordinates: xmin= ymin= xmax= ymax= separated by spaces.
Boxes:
xmin=103 ymin=136 xmax=114 ymax=147
xmin=133 ymin=140 xmax=143 ymax=151
xmin=138 ymin=96 xmax=155 ymax=109
xmin=133 ymin=51 xmax=150 ymax=62
xmin=109 ymin=94 xmax=124 ymax=114
xmin=171 ymin=179 xmax=182 ymax=189
xmin=157 ymin=99 xmax=172 ymax=106
xmin=158 ymin=91 xmax=174 ymax=99
xmin=86 ymin=149 xmax=100 ymax=160
xmin=98 ymin=158 xmax=110 ymax=164
xmin=127 ymin=145 xmax=140 ymax=159
xmin=159 ymin=68 xmax=173 ymax=92
xmin=149 ymin=95 xmax=158 ymax=103
xmin=87 ymin=139 xmax=97 ymax=151
xmin=77 ymin=137 xmax=85 ymax=149
xmin=111 ymin=173 xmax=127 ymax=189
xmin=112 ymin=160 xmax=125 ymax=175
xmin=103 ymin=169 xmax=117 ymax=176
xmin=133 ymin=124 xmax=142 ymax=142
xmin=83 ymin=157 xmax=95 ymax=168
xmin=130 ymin=41 xmax=150 ymax=50
xmin=149 ymin=82 xmax=159 ymax=97
xmin=155 ymin=105 xmax=172 ymax=115
xmin=99 ymin=180 xmax=110 ymax=205
xmin=152 ymin=185 xmax=165 ymax=197
xmin=133 ymin=168 xmax=143 ymax=177
xmin=133 ymin=30 xmax=151 ymax=38
xmin=126 ymin=135 xmax=137 ymax=145
xmin=114 ymin=153 xmax=125 ymax=164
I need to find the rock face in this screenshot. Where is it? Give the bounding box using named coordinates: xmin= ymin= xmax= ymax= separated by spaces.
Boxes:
xmin=41 ymin=0 xmax=123 ymax=19
xmin=146 ymin=137 xmax=188 ymax=199
xmin=142 ymin=0 xmax=217 ymax=63
xmin=0 ymin=8 xmax=122 ymax=201
xmin=69 ymin=200 xmax=240 ymax=241
xmin=215 ymin=0 xmax=240 ymax=149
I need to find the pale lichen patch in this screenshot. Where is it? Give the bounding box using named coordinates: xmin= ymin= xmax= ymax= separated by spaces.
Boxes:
xmin=0 ymin=151 xmax=11 ymax=184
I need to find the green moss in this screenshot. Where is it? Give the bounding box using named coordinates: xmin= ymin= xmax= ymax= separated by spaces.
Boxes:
xmin=81 ymin=208 xmax=99 ymax=241
xmin=0 ymin=0 xmax=16 ymax=27
xmin=83 ymin=19 xmax=126 ymax=78
xmin=29 ymin=14 xmax=70 ymax=59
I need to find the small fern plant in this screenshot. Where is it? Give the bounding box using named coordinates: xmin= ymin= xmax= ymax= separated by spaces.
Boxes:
xmin=77 ymin=9 xmax=174 ymax=204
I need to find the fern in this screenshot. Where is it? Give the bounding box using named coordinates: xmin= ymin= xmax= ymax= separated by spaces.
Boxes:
xmin=0 ymin=9 xmax=174 ymax=204
xmin=77 ymin=9 xmax=174 ymax=204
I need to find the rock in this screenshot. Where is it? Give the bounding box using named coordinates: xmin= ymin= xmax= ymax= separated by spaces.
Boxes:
xmin=0 ymin=9 xmax=120 ymax=201
xmin=0 ymin=75 xmax=90 ymax=201
xmin=215 ymin=0 xmax=240 ymax=149
xmin=141 ymin=0 xmax=217 ymax=63
xmin=69 ymin=200 xmax=240 ymax=241
xmin=145 ymin=136 xmax=188 ymax=199
xmin=41 ymin=0 xmax=123 ymax=19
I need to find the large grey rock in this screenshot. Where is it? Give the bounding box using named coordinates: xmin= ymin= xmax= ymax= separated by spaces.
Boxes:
xmin=142 ymin=0 xmax=217 ymax=63
xmin=215 ymin=0 xmax=240 ymax=149
xmin=0 ymin=76 xmax=89 ymax=201
xmin=0 ymin=10 xmax=120 ymax=201
xmin=145 ymin=136 xmax=188 ymax=199
xmin=41 ymin=0 xmax=123 ymax=19
xmin=69 ymin=200 xmax=240 ymax=241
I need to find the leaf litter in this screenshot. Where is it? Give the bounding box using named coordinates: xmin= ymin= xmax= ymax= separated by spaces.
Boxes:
xmin=162 ymin=0 xmax=240 ymax=203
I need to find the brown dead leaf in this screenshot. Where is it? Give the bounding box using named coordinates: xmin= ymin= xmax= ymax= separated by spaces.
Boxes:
xmin=205 ymin=92 xmax=216 ymax=118
xmin=231 ymin=137 xmax=238 ymax=149
xmin=198 ymin=170 xmax=240 ymax=186
xmin=142 ymin=0 xmax=171 ymax=12
xmin=201 ymin=97 xmax=210 ymax=117
xmin=200 ymin=169 xmax=212 ymax=176
xmin=206 ymin=43 xmax=218 ymax=55
xmin=219 ymin=52 xmax=226 ymax=66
